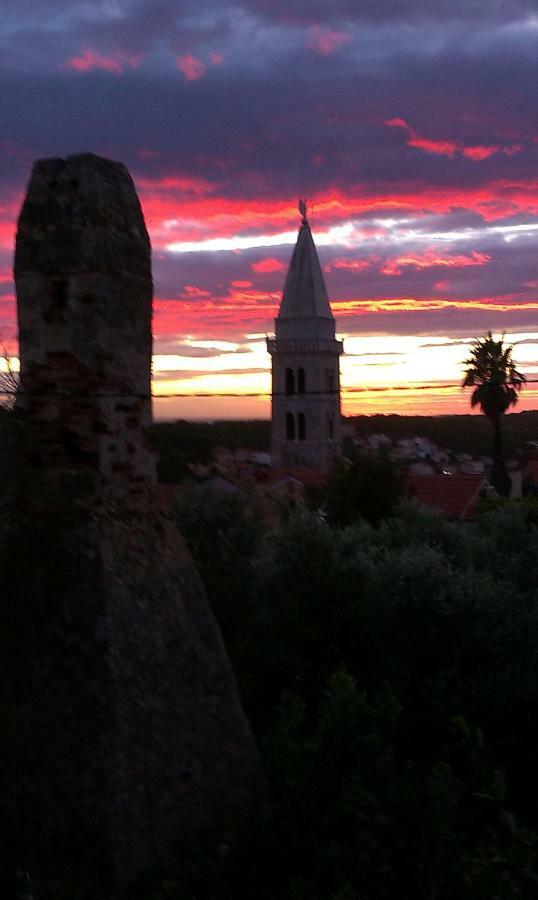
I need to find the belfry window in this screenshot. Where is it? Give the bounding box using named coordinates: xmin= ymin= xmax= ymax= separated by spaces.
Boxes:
xmin=328 ymin=414 xmax=334 ymax=440
xmin=286 ymin=412 xmax=296 ymax=440
xmin=297 ymin=368 xmax=305 ymax=394
xmin=285 ymin=368 xmax=295 ymax=395
xmin=327 ymin=368 xmax=334 ymax=393
xmin=298 ymin=412 xmax=306 ymax=441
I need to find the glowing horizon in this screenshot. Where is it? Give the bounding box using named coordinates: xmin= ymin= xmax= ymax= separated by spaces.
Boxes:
xmin=1 ymin=2 xmax=537 ymax=421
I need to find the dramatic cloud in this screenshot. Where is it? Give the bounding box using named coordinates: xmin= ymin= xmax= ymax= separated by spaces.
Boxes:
xmin=2 ymin=0 xmax=538 ymax=416
xmin=380 ymin=249 xmax=491 ymax=277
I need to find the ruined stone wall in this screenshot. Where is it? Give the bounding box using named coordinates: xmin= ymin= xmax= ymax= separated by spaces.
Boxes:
xmin=2 ymin=154 xmax=258 ymax=898
xmin=15 ymin=153 xmax=155 ymax=501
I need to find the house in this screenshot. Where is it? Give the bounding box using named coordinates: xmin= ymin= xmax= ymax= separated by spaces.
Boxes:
xmin=408 ymin=473 xmax=487 ymax=520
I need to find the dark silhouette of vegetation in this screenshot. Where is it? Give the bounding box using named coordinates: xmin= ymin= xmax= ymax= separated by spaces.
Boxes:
xmin=166 ymin=490 xmax=538 ymax=899
xmin=317 ymin=451 xmax=407 ymax=526
xmin=0 ymin=334 xmax=18 ymax=412
xmin=149 ymin=419 xmax=270 ymax=482
xmin=462 ymin=332 xmax=526 ymax=495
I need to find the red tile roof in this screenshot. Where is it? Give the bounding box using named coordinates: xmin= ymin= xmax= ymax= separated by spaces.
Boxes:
xmin=408 ymin=473 xmax=485 ymax=521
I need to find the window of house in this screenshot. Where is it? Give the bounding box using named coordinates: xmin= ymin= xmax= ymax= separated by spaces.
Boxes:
xmin=285 ymin=368 xmax=295 ymax=395
xmin=286 ymin=412 xmax=295 ymax=440
xmin=298 ymin=412 xmax=306 ymax=441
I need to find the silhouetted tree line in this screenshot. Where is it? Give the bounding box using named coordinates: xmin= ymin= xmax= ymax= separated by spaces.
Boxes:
xmin=149 ymin=410 xmax=538 ymax=485
xmin=166 ymin=465 xmax=538 ymax=899
xmin=150 ymin=419 xmax=270 ymax=482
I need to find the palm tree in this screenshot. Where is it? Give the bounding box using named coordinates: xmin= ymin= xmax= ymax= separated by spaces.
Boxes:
xmin=462 ymin=331 xmax=526 ymax=496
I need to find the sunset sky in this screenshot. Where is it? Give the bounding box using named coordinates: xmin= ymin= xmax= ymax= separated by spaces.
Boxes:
xmin=1 ymin=0 xmax=538 ymax=419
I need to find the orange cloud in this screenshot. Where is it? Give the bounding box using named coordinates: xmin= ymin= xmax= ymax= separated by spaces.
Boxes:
xmin=380 ymin=249 xmax=491 ymax=276
xmin=64 ymin=49 xmax=142 ymax=75
xmin=307 ymin=26 xmax=350 ymax=56
xmin=332 ymin=297 xmax=538 ymax=317
xmin=177 ymin=55 xmax=207 ymax=81
xmin=251 ymin=258 xmax=285 ymax=273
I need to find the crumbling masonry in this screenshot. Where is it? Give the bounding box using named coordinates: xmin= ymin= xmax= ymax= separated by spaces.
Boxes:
xmin=1 ymin=154 xmax=258 ymax=898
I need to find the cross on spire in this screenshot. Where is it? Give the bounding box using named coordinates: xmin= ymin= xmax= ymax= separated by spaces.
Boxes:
xmin=298 ymin=198 xmax=308 ymax=224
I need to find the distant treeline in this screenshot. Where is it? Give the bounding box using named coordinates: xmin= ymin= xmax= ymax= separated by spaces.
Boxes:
xmin=150 ymin=411 xmax=538 ymax=482
xmin=150 ymin=419 xmax=271 ymax=482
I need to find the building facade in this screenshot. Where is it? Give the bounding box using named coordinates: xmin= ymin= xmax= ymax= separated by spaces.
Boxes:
xmin=267 ymin=204 xmax=343 ymax=470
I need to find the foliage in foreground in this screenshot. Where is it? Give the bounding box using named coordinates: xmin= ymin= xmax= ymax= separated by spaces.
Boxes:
xmin=5 ymin=480 xmax=538 ymax=898
xmin=171 ymin=487 xmax=538 ymax=899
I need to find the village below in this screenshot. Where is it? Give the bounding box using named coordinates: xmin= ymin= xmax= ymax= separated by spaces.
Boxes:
xmin=152 ymin=410 xmax=538 ymax=526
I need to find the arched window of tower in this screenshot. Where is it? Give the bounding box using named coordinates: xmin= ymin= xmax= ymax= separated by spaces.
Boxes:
xmin=327 ymin=368 xmax=334 ymax=393
xmin=328 ymin=414 xmax=334 ymax=440
xmin=286 ymin=412 xmax=296 ymax=441
xmin=297 ymin=368 xmax=305 ymax=394
xmin=285 ymin=368 xmax=295 ymax=395
xmin=298 ymin=412 xmax=306 ymax=442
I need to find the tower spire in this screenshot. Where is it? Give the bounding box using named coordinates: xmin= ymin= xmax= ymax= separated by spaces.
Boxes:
xmin=266 ymin=209 xmax=344 ymax=471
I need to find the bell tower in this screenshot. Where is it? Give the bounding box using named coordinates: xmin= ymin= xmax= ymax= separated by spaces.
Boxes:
xmin=267 ymin=202 xmax=343 ymax=470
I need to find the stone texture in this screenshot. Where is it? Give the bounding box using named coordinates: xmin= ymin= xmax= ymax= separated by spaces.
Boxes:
xmin=1 ymin=154 xmax=258 ymax=898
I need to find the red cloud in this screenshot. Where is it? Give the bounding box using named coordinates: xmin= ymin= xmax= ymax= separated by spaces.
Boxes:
xmin=380 ymin=249 xmax=491 ymax=276
xmin=307 ymin=26 xmax=350 ymax=56
xmin=180 ymin=285 xmax=212 ymax=298
xmin=385 ymin=117 xmax=519 ymax=162
xmin=209 ymin=52 xmax=224 ymax=66
xmin=462 ymin=145 xmax=498 ymax=161
xmin=136 ymin=174 xmax=215 ymax=195
xmin=231 ymin=280 xmax=252 ymax=288
xmin=251 ymin=258 xmax=285 ymax=273
xmin=64 ymin=49 xmax=141 ymax=75
xmin=325 ymin=259 xmax=373 ymax=273
xmin=135 ymin=179 xmax=538 ymax=251
xmin=408 ymin=135 xmax=458 ymax=157
xmin=177 ymin=55 xmax=206 ymax=81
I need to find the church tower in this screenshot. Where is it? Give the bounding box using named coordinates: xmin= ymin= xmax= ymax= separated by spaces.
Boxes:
xmin=267 ymin=202 xmax=343 ymax=470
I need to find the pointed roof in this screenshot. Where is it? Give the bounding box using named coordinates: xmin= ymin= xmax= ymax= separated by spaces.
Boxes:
xmin=278 ymin=211 xmax=333 ymax=320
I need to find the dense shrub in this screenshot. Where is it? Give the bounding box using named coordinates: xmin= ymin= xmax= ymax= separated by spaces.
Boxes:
xmin=174 ymin=491 xmax=538 ymax=898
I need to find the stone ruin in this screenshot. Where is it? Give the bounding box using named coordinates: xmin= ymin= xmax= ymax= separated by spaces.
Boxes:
xmin=1 ymin=154 xmax=259 ymax=898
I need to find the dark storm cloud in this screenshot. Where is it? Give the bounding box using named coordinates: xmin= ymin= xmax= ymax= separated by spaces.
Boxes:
xmin=1 ymin=0 xmax=536 ymax=200
xmin=1 ymin=0 xmax=537 ymax=347
xmin=250 ymin=0 xmax=538 ymax=25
